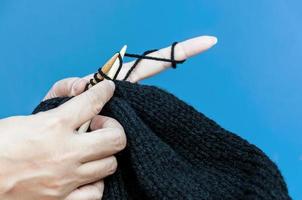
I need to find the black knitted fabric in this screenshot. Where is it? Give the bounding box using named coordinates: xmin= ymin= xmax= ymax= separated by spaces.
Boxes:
xmin=33 ymin=81 xmax=290 ymax=200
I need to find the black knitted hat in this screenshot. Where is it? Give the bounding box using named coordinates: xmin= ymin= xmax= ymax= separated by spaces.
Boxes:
xmin=33 ymin=81 xmax=290 ymax=200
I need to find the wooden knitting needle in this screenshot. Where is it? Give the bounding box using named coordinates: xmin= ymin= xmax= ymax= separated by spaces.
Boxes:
xmin=107 ymin=45 xmax=127 ymax=78
xmin=78 ymin=46 xmax=127 ymax=134
xmin=78 ymin=53 xmax=119 ymax=133
xmin=86 ymin=53 xmax=119 ymax=90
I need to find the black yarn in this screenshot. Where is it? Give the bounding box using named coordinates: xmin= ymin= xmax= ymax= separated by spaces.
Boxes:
xmin=113 ymin=53 xmax=123 ymax=80
xmin=86 ymin=42 xmax=186 ymax=87
xmin=33 ymin=81 xmax=290 ymax=200
xmin=123 ymin=42 xmax=186 ymax=80
xmin=171 ymin=42 xmax=180 ymax=68
xmin=98 ymin=70 xmax=112 ymax=81
xmin=85 ymin=68 xmax=113 ymax=91
xmin=123 ymin=49 xmax=157 ymax=81
xmin=124 ymin=42 xmax=186 ymax=69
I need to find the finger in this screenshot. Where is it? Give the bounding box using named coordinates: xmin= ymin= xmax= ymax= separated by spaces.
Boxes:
xmin=51 ymin=80 xmax=115 ymax=129
xmin=43 ymin=78 xmax=88 ymax=100
xmin=78 ymin=115 xmax=119 ymax=136
xmin=65 ymin=180 xmax=104 ymax=200
xmin=90 ymin=115 xmax=122 ymax=131
xmin=118 ymin=35 xmax=218 ymax=82
xmin=75 ymin=121 xmax=126 ymax=162
xmin=76 ymin=156 xmax=117 ymax=186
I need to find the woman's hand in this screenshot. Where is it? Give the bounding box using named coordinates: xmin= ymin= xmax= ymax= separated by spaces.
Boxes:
xmin=0 ymin=80 xmax=126 ymax=200
xmin=44 ymin=35 xmax=217 ymax=100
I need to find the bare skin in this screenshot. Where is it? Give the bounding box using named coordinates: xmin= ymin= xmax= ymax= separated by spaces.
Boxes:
xmin=0 ymin=80 xmax=127 ymax=200
xmin=44 ymin=36 xmax=217 ymax=99
xmin=0 ymin=35 xmax=217 ymax=200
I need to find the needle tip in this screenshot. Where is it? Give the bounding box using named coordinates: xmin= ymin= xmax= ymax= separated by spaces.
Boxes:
xmin=120 ymin=45 xmax=127 ymax=57
xmin=101 ymin=53 xmax=119 ymax=74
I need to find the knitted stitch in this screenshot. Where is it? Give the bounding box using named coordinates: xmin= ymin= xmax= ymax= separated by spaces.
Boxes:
xmin=33 ymin=81 xmax=290 ymax=200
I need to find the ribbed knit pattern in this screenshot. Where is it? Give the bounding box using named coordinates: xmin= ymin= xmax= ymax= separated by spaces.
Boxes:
xmin=33 ymin=81 xmax=290 ymax=200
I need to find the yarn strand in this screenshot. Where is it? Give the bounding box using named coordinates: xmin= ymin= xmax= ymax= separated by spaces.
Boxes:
xmin=86 ymin=42 xmax=186 ymax=86
xmin=123 ymin=42 xmax=186 ymax=80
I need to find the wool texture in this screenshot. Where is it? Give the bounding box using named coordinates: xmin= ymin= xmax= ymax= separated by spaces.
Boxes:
xmin=33 ymin=81 xmax=290 ymax=200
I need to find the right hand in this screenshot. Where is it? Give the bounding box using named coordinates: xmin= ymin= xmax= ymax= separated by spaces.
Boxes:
xmin=0 ymin=80 xmax=126 ymax=200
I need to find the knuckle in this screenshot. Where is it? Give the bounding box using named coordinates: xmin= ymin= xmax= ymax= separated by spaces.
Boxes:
xmin=47 ymin=115 xmax=68 ymax=129
xmin=46 ymin=190 xmax=64 ymax=200
xmin=111 ymin=128 xmax=127 ymax=150
xmin=106 ymin=156 xmax=118 ymax=175
xmin=43 ymin=180 xmax=66 ymax=199
xmin=85 ymin=92 xmax=104 ymax=115
xmin=100 ymin=81 xmax=115 ymax=100
xmin=72 ymin=78 xmax=87 ymax=96
xmin=88 ymin=187 xmax=103 ymax=200
xmin=54 ymin=152 xmax=75 ymax=165
xmin=73 ymin=83 xmax=84 ymax=95
xmin=52 ymin=80 xmax=61 ymax=90
xmin=109 ymin=118 xmax=122 ymax=128
xmin=105 ymin=80 xmax=115 ymax=92
xmin=36 ymin=110 xmax=68 ymax=129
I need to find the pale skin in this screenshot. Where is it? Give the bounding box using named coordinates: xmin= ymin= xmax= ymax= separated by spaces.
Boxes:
xmin=0 ymin=35 xmax=217 ymax=200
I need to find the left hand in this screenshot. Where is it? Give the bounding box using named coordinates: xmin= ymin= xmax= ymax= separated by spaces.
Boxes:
xmin=44 ymin=35 xmax=217 ymax=100
xmin=43 ymin=35 xmax=217 ymax=199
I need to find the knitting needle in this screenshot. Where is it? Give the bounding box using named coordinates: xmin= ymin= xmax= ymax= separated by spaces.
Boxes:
xmin=78 ymin=45 xmax=127 ymax=134
xmin=107 ymin=45 xmax=127 ymax=78
xmin=86 ymin=53 xmax=119 ymax=90
xmin=78 ymin=53 xmax=119 ymax=133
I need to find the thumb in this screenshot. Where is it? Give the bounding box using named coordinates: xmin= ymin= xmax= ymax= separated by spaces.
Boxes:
xmin=50 ymin=80 xmax=115 ymax=130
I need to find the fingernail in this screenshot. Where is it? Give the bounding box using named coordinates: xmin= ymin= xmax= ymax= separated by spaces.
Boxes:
xmin=205 ymin=36 xmax=218 ymax=46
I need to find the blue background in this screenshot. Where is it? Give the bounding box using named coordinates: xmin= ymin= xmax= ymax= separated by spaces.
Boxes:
xmin=0 ymin=1 xmax=301 ymax=198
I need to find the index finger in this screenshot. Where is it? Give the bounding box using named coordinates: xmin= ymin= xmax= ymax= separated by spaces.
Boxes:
xmin=52 ymin=80 xmax=115 ymax=129
xmin=118 ymin=35 xmax=218 ymax=82
xmin=43 ymin=77 xmax=88 ymax=100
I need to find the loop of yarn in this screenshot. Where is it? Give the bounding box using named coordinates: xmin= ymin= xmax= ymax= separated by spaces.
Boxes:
xmin=86 ymin=42 xmax=186 ymax=89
